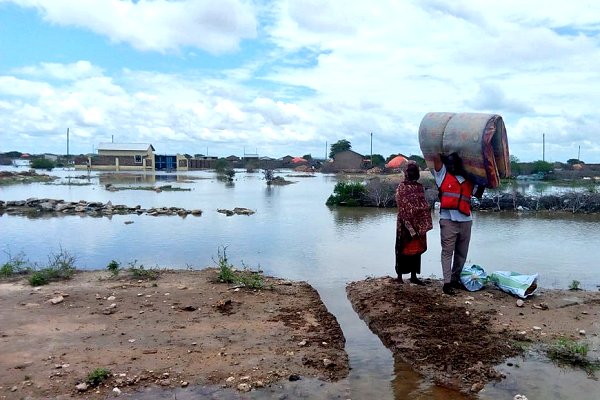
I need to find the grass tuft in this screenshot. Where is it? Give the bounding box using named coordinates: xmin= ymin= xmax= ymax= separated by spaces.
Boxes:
xmin=86 ymin=368 xmax=111 ymax=387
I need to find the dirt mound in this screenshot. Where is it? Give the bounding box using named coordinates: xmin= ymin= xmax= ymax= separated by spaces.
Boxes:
xmin=347 ymin=277 xmax=600 ymax=395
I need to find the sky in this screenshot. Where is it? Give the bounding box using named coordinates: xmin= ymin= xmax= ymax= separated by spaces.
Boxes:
xmin=1 ymin=0 xmax=600 ymax=162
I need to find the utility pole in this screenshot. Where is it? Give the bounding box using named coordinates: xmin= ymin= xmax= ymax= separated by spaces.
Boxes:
xmin=370 ymin=132 xmax=373 ymax=166
xmin=578 ymin=145 xmax=581 ymax=161
xmin=542 ymin=133 xmax=545 ymax=162
xmin=325 ymin=141 xmax=327 ymax=160
xmin=66 ymin=128 xmax=70 ymax=166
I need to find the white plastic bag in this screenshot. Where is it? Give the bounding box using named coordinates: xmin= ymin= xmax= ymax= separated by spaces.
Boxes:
xmin=488 ymin=271 xmax=538 ymax=299
xmin=459 ymin=264 xmax=488 ymax=291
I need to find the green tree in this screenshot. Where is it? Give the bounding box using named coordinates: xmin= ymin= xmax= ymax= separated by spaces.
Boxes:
xmin=566 ymin=158 xmax=583 ymax=165
xmin=215 ymin=158 xmax=229 ymax=173
xmin=407 ymin=155 xmax=426 ymax=169
xmin=510 ymin=155 xmax=521 ymax=176
xmin=302 ymin=154 xmax=313 ymax=161
xmin=329 ymin=139 xmax=352 ymax=159
xmin=367 ymin=154 xmax=385 ymax=167
xmin=30 ymin=158 xmax=55 ymax=170
xmin=3 ymin=151 xmax=22 ymax=158
xmin=531 ymin=160 xmax=553 ymax=174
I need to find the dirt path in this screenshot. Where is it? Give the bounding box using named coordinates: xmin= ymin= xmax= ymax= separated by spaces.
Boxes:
xmin=346 ymin=277 xmax=600 ymax=395
xmin=0 ymin=270 xmax=349 ymax=399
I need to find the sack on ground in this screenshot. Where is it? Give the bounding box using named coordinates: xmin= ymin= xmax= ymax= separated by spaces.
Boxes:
xmin=488 ymin=271 xmax=538 ymax=299
xmin=460 ymin=264 xmax=488 ymax=291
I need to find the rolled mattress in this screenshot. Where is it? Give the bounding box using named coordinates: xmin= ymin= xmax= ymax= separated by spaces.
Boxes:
xmin=418 ymin=112 xmax=510 ymax=188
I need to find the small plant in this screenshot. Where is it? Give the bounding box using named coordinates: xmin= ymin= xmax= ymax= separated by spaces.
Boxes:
xmin=27 ymin=248 xmax=76 ymax=286
xmin=547 ymin=338 xmax=600 ymax=374
xmin=86 ymin=368 xmax=111 ymax=387
xmin=106 ymin=260 xmax=120 ymax=276
xmin=569 ymin=280 xmax=581 ymax=291
xmin=215 ymin=246 xmax=236 ymax=284
xmin=237 ymin=270 xmax=264 ymax=289
xmin=29 ymin=271 xmax=49 ymax=286
xmin=0 ymin=252 xmax=29 ymax=278
xmin=127 ymin=260 xmax=160 ymax=280
xmin=214 ymin=247 xmax=267 ymax=289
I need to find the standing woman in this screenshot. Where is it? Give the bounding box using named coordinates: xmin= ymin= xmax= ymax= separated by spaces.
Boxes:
xmin=395 ymin=162 xmax=433 ymax=284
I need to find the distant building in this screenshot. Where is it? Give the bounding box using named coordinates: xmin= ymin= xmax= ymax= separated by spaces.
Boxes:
xmin=74 ymin=143 xmax=187 ymax=172
xmin=331 ymin=150 xmax=365 ymax=171
xmin=90 ymin=143 xmax=156 ymax=171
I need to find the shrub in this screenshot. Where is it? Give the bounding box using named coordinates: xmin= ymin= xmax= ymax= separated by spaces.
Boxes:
xmin=127 ymin=260 xmax=159 ymax=280
xmin=0 ymin=252 xmax=29 ymax=278
xmin=30 ymin=158 xmax=55 ymax=170
xmin=569 ymin=280 xmax=581 ymax=291
xmin=107 ymin=260 xmax=120 ymax=276
xmin=86 ymin=368 xmax=111 ymax=387
xmin=326 ymin=181 xmax=366 ymax=206
xmin=28 ymin=248 xmax=76 ymax=286
xmin=29 ymin=272 xmax=49 ymax=286
xmin=215 ymin=247 xmax=236 ymax=283
xmin=214 ymin=247 xmax=265 ymax=289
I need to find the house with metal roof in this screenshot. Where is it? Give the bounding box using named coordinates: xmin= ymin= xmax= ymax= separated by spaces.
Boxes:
xmin=75 ymin=143 xmax=189 ymax=172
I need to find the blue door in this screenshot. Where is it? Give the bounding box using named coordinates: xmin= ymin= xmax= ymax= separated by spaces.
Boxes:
xmin=155 ymin=155 xmax=177 ymax=171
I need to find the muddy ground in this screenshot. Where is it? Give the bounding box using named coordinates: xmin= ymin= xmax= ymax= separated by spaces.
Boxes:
xmin=0 ymin=270 xmax=349 ymax=399
xmin=347 ymin=277 xmax=600 ymax=395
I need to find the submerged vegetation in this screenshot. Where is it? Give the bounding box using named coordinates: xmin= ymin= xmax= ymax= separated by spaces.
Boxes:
xmin=546 ymin=338 xmax=600 ymax=375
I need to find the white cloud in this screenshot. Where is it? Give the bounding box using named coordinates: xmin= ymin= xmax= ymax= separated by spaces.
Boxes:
xmin=16 ymin=60 xmax=102 ymax=81
xmin=7 ymin=0 xmax=257 ymax=54
xmin=2 ymin=1 xmax=600 ymax=162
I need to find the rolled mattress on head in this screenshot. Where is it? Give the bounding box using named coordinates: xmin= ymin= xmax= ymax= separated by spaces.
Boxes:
xmin=418 ymin=112 xmax=511 ymax=189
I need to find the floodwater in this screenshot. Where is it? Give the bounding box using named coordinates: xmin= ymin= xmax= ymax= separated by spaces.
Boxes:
xmin=1 ymin=167 xmax=600 ymax=399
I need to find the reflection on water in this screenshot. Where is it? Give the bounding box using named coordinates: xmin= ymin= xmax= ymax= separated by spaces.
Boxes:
xmin=1 ymin=167 xmax=600 ymax=399
xmin=496 ymin=180 xmax=600 ymax=196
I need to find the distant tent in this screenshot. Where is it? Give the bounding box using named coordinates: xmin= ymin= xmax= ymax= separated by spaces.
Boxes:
xmin=385 ymin=155 xmax=408 ymax=169
xmin=291 ymin=157 xmax=308 ymax=164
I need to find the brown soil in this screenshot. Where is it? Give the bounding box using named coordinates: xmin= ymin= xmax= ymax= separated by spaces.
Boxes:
xmin=346 ymin=277 xmax=600 ymax=396
xmin=0 ymin=270 xmax=348 ymax=399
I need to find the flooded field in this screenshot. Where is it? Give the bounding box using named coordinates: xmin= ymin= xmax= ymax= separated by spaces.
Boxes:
xmin=1 ymin=167 xmax=599 ymax=399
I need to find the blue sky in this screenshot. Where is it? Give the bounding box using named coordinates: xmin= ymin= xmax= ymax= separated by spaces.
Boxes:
xmin=1 ymin=0 xmax=600 ymax=162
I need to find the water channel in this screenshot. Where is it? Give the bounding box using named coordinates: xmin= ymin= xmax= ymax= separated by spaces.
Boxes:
xmin=1 ymin=167 xmax=599 ymax=399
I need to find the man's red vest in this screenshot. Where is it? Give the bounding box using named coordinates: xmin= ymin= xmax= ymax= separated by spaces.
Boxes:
xmin=439 ymin=173 xmax=473 ymax=216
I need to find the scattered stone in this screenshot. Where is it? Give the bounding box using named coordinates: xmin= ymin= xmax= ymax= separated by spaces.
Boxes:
xmin=323 ymin=358 xmax=334 ymax=368
xmin=107 ymin=296 xmax=116 ymax=301
xmin=181 ymin=381 xmax=189 ymax=387
xmin=254 ymin=380 xmax=265 ymax=388
xmin=514 ymin=395 xmax=528 ymax=400
xmin=112 ymin=387 xmax=122 ymax=396
xmin=288 ymin=374 xmax=301 ymax=381
xmin=516 ymin=299 xmax=524 ymax=307
xmin=579 ymin=330 xmax=586 ymax=335
xmin=11 ymin=386 xmax=17 ymax=392
xmin=48 ymin=296 xmax=64 ymax=305
xmin=532 ymin=326 xmax=542 ymax=331
xmin=76 ymin=382 xmax=89 ymax=392
xmin=298 ymin=339 xmax=307 ymax=347
xmin=471 ymin=382 xmax=484 ymax=392
xmin=226 ymin=376 xmax=235 ymax=383
xmin=237 ymin=383 xmax=251 ymax=392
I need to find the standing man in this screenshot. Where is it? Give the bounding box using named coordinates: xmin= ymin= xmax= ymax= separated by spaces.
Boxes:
xmin=432 ymin=153 xmax=484 ymax=295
